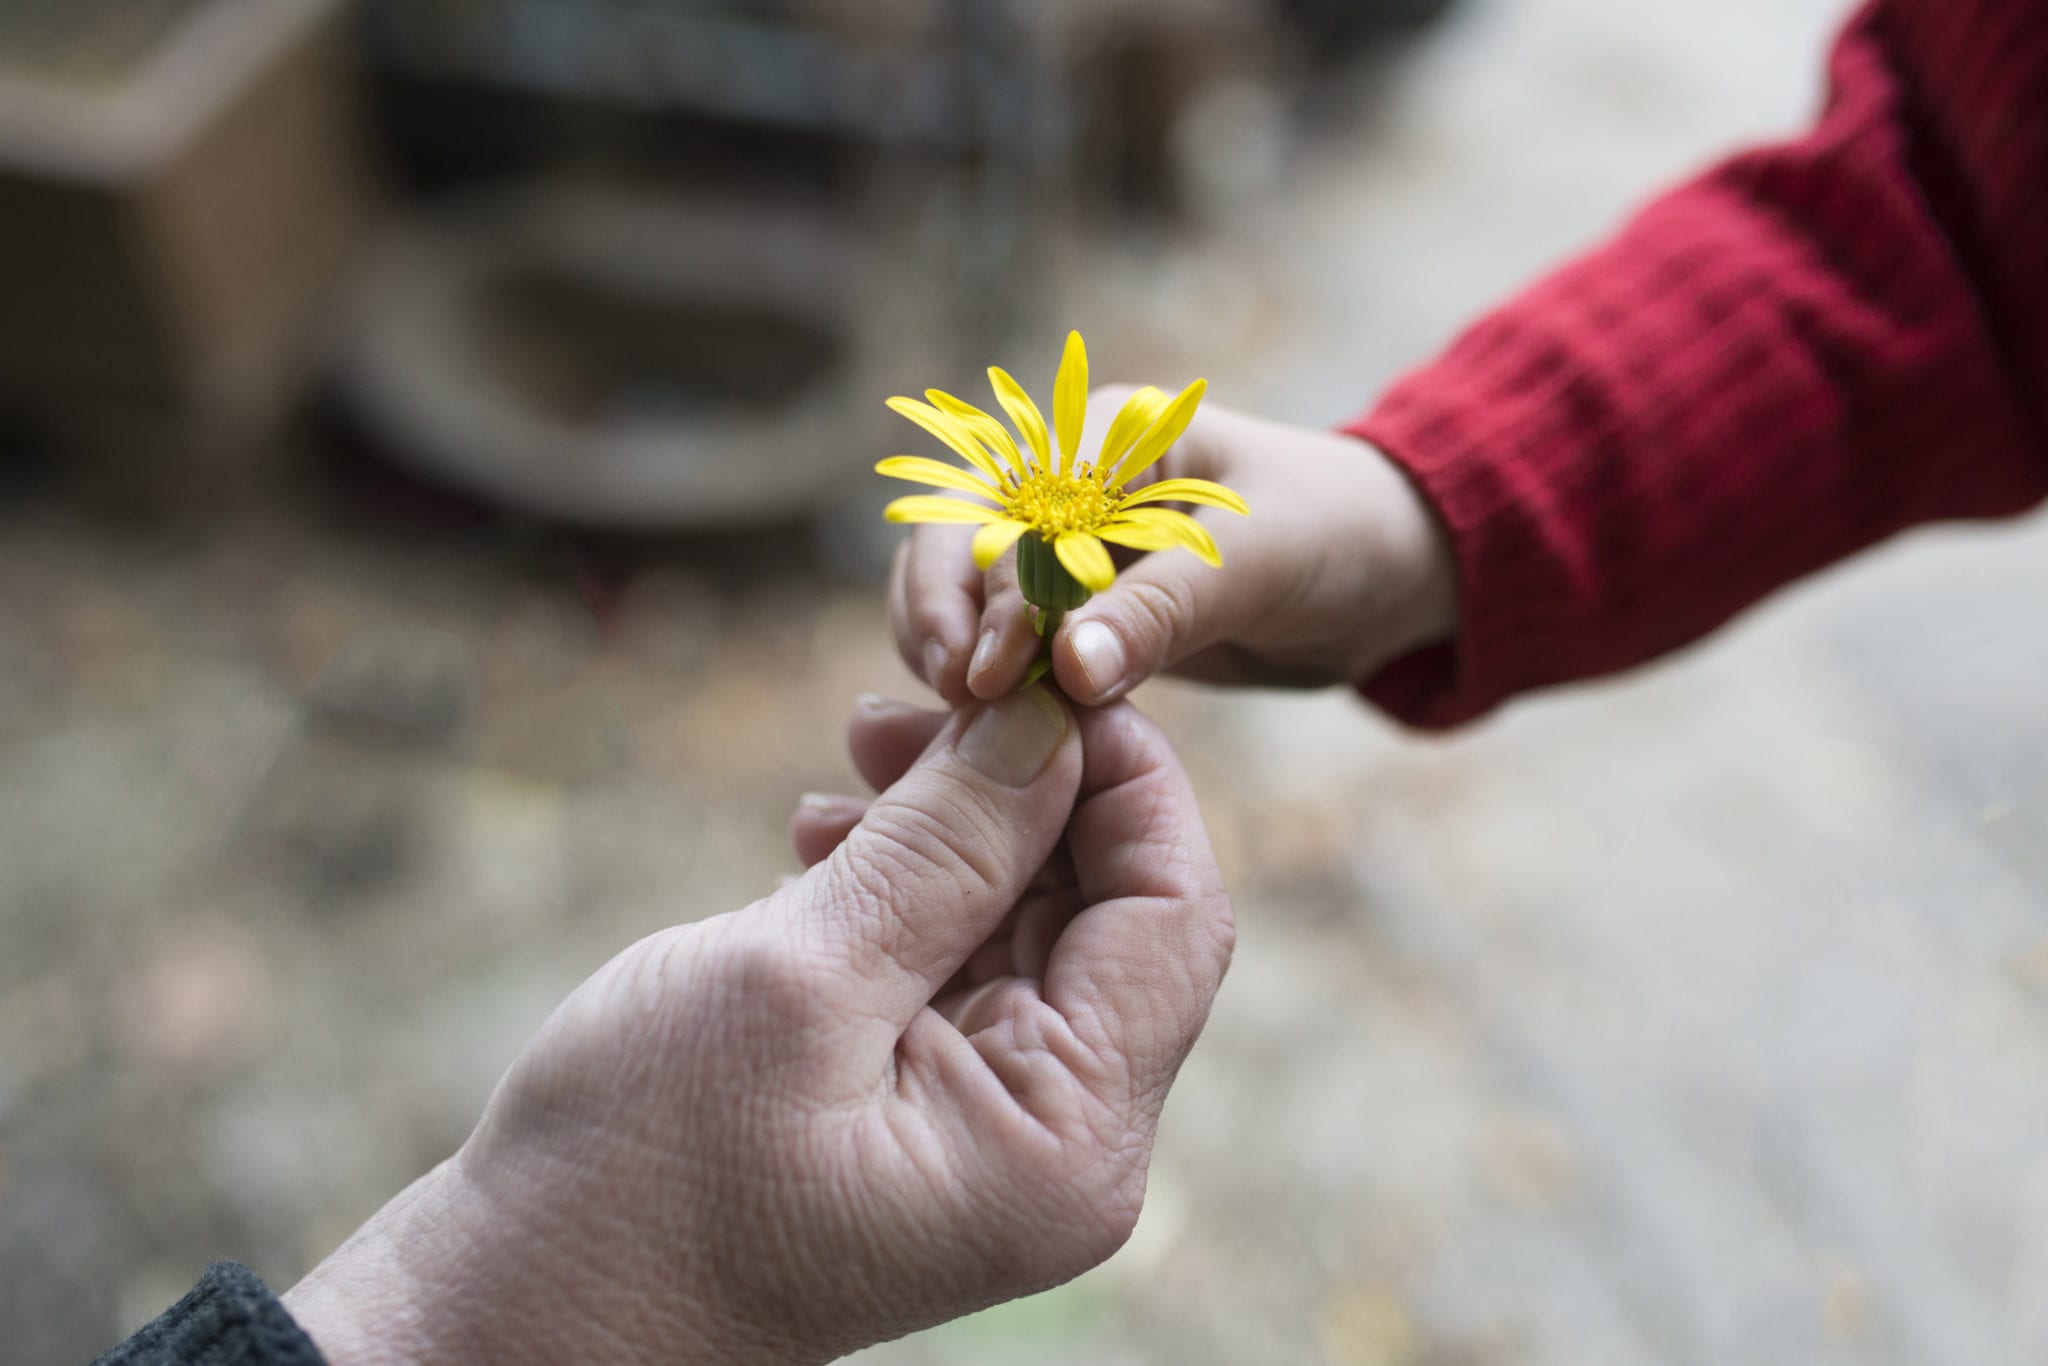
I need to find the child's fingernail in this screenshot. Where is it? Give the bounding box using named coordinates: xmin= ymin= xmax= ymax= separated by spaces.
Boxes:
xmin=968 ymin=629 xmax=999 ymax=682
xmin=956 ymin=685 xmax=1068 ymax=786
xmin=1067 ymin=620 xmax=1124 ymax=699
xmin=922 ymin=640 xmax=949 ymax=686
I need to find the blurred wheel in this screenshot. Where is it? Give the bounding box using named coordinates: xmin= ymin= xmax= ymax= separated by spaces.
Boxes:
xmin=1268 ymin=0 xmax=1462 ymax=54
xmin=332 ymin=184 xmax=886 ymax=530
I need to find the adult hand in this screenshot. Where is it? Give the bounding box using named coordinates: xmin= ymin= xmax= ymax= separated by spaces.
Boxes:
xmin=283 ymin=686 xmax=1234 ymax=1365
xmin=891 ymin=393 xmax=1458 ymax=704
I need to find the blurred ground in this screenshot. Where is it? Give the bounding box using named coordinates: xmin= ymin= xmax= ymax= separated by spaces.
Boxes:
xmin=8 ymin=0 xmax=2048 ymax=1362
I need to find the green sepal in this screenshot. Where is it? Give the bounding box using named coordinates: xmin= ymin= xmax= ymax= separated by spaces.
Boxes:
xmin=1016 ymin=536 xmax=1087 ymax=694
xmin=1016 ymin=534 xmax=1093 ymax=613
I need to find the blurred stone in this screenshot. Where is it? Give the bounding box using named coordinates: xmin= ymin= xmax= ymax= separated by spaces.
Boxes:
xmin=302 ymin=624 xmax=474 ymax=751
xmin=236 ymin=738 xmax=436 ymax=899
xmin=114 ymin=916 xmax=268 ymax=1073
xmin=54 ymin=582 xmax=163 ymax=703
xmin=1321 ymin=1284 xmax=1419 ymax=1366
xmin=1979 ymin=790 xmax=2048 ymax=889
xmin=1815 ymin=1251 xmax=1871 ymax=1347
xmin=2008 ymin=937 xmax=2048 ymax=998
xmin=0 ymin=976 xmax=90 ymax=1096
xmin=479 ymin=685 xmax=626 ymax=788
xmin=1480 ymin=1110 xmax=1578 ymax=1214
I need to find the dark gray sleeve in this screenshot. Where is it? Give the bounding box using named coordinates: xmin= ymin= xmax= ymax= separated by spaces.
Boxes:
xmin=92 ymin=1262 xmax=326 ymax=1366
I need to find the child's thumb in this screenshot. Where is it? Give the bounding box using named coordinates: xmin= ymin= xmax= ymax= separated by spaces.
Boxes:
xmin=1049 ymin=553 xmax=1240 ymax=704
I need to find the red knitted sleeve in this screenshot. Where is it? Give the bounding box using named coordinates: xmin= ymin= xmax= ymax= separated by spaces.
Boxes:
xmin=1347 ymin=0 xmax=2048 ymax=729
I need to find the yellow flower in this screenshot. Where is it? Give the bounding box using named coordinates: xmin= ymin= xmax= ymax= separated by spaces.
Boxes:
xmin=876 ymin=331 xmax=1248 ymax=594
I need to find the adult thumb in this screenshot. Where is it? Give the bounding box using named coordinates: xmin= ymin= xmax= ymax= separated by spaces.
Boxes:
xmin=779 ymin=685 xmax=1081 ymax=1027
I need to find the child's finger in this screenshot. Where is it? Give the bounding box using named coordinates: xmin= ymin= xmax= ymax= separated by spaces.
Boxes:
xmin=895 ymin=525 xmax=985 ymax=702
xmin=965 ymin=545 xmax=1040 ymax=699
xmin=886 ymin=541 xmax=921 ymax=684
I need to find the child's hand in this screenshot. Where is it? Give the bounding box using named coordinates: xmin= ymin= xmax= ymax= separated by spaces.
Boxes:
xmin=891 ymin=391 xmax=1458 ymax=704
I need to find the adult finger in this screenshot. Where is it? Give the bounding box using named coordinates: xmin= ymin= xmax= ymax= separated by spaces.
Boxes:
xmin=1043 ymin=702 xmax=1234 ymax=1109
xmin=775 ymin=685 xmax=1082 ymax=1026
xmin=790 ymin=792 xmax=868 ymax=867
xmin=788 ymin=696 xmax=946 ymax=868
xmin=847 ymin=694 xmax=948 ymax=793
xmin=893 ymin=524 xmax=984 ymax=702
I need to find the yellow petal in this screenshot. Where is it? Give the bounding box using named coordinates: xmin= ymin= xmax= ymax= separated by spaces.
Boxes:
xmin=926 ymin=390 xmax=1025 ymax=474
xmin=875 ymin=456 xmax=1001 ymax=497
xmin=1116 ymin=477 xmax=1249 ymax=515
xmin=988 ymin=366 xmax=1052 ymax=475
xmin=1053 ymin=331 xmax=1088 ymax=475
xmin=1106 ymin=506 xmax=1221 ymax=566
xmin=971 ymin=519 xmax=1032 ymax=570
xmin=1053 ymin=531 xmax=1116 ymax=593
xmin=1109 ymin=378 xmax=1206 ymax=486
xmin=1095 ymin=522 xmax=1180 ymax=552
xmin=1095 ymin=386 xmax=1168 ymax=475
xmin=883 ymin=495 xmax=1004 ymax=525
xmin=887 ymin=397 xmax=1005 ymax=483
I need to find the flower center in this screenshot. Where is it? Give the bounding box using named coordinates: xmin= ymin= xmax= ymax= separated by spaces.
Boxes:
xmin=1003 ymin=468 xmax=1123 ymax=536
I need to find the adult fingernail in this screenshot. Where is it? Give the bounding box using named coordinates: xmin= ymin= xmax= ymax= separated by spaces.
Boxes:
xmin=1067 ymin=620 xmax=1124 ymax=699
xmin=857 ymin=693 xmax=914 ymax=716
xmin=968 ymin=629 xmax=999 ymax=682
xmin=956 ymin=685 xmax=1068 ymax=786
xmin=798 ymin=792 xmax=864 ymax=819
xmin=922 ymin=640 xmax=949 ymax=686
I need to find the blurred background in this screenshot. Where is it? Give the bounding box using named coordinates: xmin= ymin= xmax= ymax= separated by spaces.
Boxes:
xmin=3 ymin=0 xmax=2046 ymax=1361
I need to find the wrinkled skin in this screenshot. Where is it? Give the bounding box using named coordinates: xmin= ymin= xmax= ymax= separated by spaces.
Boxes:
xmin=892 ymin=388 xmax=1459 ymax=705
xmin=284 ymin=691 xmax=1233 ymax=1366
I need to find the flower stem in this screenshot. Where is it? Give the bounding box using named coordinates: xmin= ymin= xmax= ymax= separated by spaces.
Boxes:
xmin=1015 ymin=536 xmax=1090 ymax=690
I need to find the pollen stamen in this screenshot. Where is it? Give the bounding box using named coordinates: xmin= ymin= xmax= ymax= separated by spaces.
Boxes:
xmin=1004 ymin=471 xmax=1120 ymax=537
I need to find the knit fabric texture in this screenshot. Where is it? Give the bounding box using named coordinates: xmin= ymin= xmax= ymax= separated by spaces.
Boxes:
xmin=93 ymin=1262 xmax=325 ymax=1366
xmin=1349 ymin=0 xmax=2048 ymax=727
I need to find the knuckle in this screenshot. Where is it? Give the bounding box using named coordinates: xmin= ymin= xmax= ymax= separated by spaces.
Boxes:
xmin=713 ymin=927 xmax=826 ymax=1027
xmin=984 ymin=548 xmax=1021 ymax=593
xmin=842 ymin=790 xmax=1009 ymax=913
xmin=912 ymin=599 xmax=955 ymax=645
xmin=1118 ymin=576 xmax=1198 ymax=651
